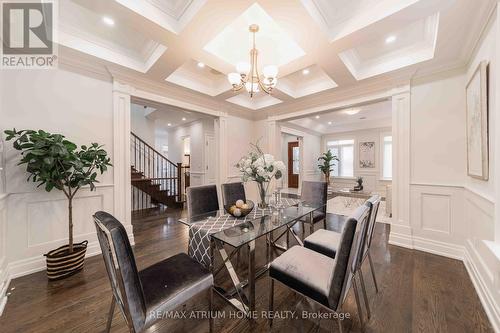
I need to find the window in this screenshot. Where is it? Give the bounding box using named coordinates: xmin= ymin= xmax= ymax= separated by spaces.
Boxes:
xmin=326 ymin=139 xmax=354 ymax=177
xmin=382 ymin=135 xmax=392 ymax=179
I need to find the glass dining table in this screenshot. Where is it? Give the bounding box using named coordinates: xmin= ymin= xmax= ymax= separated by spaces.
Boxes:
xmin=179 ymin=200 xmax=327 ymax=316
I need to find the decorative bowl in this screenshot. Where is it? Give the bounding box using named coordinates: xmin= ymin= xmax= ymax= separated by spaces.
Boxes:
xmin=224 ymin=200 xmax=254 ymax=218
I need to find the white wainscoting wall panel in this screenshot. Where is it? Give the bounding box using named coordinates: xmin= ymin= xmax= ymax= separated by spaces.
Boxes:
xmin=5 ymin=185 xmax=132 ymax=279
xmin=391 ymin=183 xmax=499 ymax=331
xmin=408 ymin=184 xmax=465 ymax=259
xmin=0 ymin=194 xmax=8 ymax=316
xmin=462 ymin=188 xmax=499 ymax=332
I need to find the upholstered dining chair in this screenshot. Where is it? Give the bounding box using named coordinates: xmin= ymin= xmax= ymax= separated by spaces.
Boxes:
xmin=186 ymin=185 xmax=219 ymax=217
xmin=302 ymin=195 xmax=381 ymax=319
xmin=93 ymin=211 xmax=213 ymax=333
xmin=221 ymin=182 xmax=246 ymax=207
xmin=300 ymin=181 xmax=328 ymax=235
xmin=269 ymin=204 xmax=371 ymax=332
xmin=361 ymin=195 xmax=381 ymax=293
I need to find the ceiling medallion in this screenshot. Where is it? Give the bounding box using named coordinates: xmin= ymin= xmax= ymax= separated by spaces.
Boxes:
xmin=227 ymin=24 xmax=278 ymax=97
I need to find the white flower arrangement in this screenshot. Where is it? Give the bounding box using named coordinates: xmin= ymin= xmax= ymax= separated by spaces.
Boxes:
xmin=236 ymin=141 xmax=286 ymax=208
xmin=236 ymin=143 xmax=285 ymax=184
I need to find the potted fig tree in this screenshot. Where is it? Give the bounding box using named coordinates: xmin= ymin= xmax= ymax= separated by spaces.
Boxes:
xmin=318 ymin=150 xmax=339 ymax=186
xmin=4 ymin=129 xmax=112 ymax=280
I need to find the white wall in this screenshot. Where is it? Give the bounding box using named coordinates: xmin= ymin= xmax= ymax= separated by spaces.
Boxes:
xmin=0 ymin=194 xmax=8 ymax=315
xmin=154 ymin=126 xmax=169 ymax=156
xmin=225 ymin=116 xmax=262 ymax=201
xmin=301 ymin=131 xmax=322 ymax=183
xmin=168 ymin=118 xmax=214 ymax=186
xmin=0 ymin=69 xmax=134 ymax=293
xmin=322 ymin=127 xmax=392 ymax=197
xmin=463 ymin=8 xmax=500 ymax=331
xmin=411 ymin=71 xmax=467 ymax=186
xmin=130 ymin=104 xmax=155 ymax=147
xmin=390 ymin=8 xmax=500 ymax=330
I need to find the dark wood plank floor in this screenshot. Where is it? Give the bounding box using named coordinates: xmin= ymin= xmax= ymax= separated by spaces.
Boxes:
xmin=0 ymin=206 xmax=492 ymax=333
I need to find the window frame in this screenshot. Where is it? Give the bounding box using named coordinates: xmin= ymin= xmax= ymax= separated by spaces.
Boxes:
xmin=326 ymin=139 xmax=355 ymax=179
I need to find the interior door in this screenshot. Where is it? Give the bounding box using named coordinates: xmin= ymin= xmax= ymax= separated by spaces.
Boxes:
xmin=287 ymin=141 xmax=299 ymax=188
xmin=205 ymin=134 xmax=216 ymax=184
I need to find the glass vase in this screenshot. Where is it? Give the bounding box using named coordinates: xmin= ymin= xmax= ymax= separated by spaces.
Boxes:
xmin=257 ymin=182 xmax=269 ymax=209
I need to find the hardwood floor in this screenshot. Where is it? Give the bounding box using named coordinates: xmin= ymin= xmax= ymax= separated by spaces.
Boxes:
xmin=0 ymin=206 xmax=493 ymax=333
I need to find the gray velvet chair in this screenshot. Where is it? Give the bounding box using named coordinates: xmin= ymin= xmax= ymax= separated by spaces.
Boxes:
xmin=93 ymin=211 xmax=213 ymax=333
xmin=361 ymin=195 xmax=381 ymax=293
xmin=303 ymin=195 xmax=381 ymax=319
xmin=186 ymin=185 xmax=219 ymax=217
xmin=300 ymin=181 xmax=328 ymax=235
xmin=268 ymin=204 xmax=371 ymax=332
xmin=221 ymin=182 xmax=246 ymax=207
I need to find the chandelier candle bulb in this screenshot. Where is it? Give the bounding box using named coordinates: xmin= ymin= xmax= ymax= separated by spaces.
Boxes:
xmin=228 ymin=73 xmax=241 ymax=85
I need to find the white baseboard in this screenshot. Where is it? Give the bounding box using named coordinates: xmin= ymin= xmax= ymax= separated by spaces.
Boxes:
xmin=0 ymin=260 xmax=10 ymax=316
xmin=6 ymin=231 xmax=135 ymax=280
xmin=388 ymin=224 xmax=413 ymax=249
xmin=390 ymin=227 xmax=499 ymax=332
xmin=0 ymin=277 xmax=9 ymax=316
xmin=463 ymin=242 xmax=500 ymax=333
xmin=412 ymin=236 xmax=465 ymax=260
xmin=0 ymin=294 xmax=7 ymax=317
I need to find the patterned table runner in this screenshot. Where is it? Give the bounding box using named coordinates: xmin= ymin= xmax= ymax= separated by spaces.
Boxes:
xmin=188 ymin=198 xmax=301 ymax=267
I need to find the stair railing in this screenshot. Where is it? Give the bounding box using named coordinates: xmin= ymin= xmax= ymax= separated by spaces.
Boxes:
xmin=130 ymin=132 xmax=182 ymax=206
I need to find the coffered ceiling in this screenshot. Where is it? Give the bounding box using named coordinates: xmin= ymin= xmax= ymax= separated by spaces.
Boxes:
xmin=285 ymin=100 xmax=392 ymax=134
xmin=56 ymin=0 xmax=496 ymax=118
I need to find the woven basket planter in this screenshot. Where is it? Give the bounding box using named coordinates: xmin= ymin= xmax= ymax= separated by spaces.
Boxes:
xmin=44 ymin=240 xmax=88 ymax=280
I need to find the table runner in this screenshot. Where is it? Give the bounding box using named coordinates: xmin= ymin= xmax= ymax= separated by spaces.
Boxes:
xmin=188 ymin=198 xmax=301 ymax=267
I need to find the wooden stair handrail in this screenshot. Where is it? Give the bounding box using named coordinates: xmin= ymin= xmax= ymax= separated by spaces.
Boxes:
xmin=130 ymin=131 xmax=177 ymax=167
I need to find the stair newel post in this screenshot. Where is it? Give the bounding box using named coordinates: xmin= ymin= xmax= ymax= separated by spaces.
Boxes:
xmin=177 ymin=162 xmax=182 ymax=202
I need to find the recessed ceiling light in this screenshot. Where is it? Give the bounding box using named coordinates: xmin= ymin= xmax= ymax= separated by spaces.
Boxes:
xmin=315 ymin=115 xmax=320 ymax=119
xmin=345 ymin=108 xmax=360 ymax=116
xmin=385 ymin=35 xmax=396 ymax=44
xmin=302 ymin=69 xmax=310 ymax=75
xmin=102 ymin=16 xmax=115 ymax=26
xmin=167 ymin=123 xmax=172 ymax=126
xmin=197 ymin=62 xmax=205 ymax=68
xmin=182 ymin=117 xmax=187 ymax=121
xmin=328 ymin=121 xmax=332 ymax=125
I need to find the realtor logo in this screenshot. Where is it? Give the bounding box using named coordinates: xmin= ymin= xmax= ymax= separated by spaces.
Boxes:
xmin=1 ymin=0 xmax=58 ymax=69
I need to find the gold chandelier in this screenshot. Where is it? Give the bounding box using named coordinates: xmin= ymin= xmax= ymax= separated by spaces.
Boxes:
xmin=227 ymin=24 xmax=278 ymax=97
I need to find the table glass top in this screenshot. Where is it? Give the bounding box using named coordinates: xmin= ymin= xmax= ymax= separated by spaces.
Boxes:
xmin=178 ymin=201 xmax=321 ymax=247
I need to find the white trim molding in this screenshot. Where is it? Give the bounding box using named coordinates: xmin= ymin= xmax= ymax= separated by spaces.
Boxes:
xmin=113 ymin=82 xmax=133 ymax=232
xmin=0 ymin=194 xmax=8 ymax=316
xmin=388 ymin=91 xmax=411 ymax=246
xmin=389 ymin=181 xmax=499 ymax=331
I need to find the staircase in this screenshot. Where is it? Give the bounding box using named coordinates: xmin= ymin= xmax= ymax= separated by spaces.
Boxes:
xmin=131 ymin=132 xmax=184 ymax=210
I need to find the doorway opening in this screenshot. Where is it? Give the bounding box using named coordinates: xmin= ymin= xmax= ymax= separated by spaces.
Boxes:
xmin=129 ymin=98 xmax=217 ymax=213
xmin=281 ymin=133 xmax=302 ymax=195
xmin=278 ymin=99 xmax=393 ymax=222
xmin=287 ymin=141 xmax=300 ymax=188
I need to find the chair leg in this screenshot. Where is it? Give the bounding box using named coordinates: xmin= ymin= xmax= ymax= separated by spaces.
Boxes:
xmin=208 ymin=287 xmax=214 ymax=333
xmin=358 ymin=271 xmax=371 ymax=319
xmin=323 ymin=218 xmax=327 ymax=230
xmin=106 ymin=296 xmax=116 ymax=333
xmin=268 ymin=279 xmax=274 ymax=327
xmin=368 ymin=252 xmax=379 ymax=293
xmin=352 ymin=277 xmax=365 ymax=330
